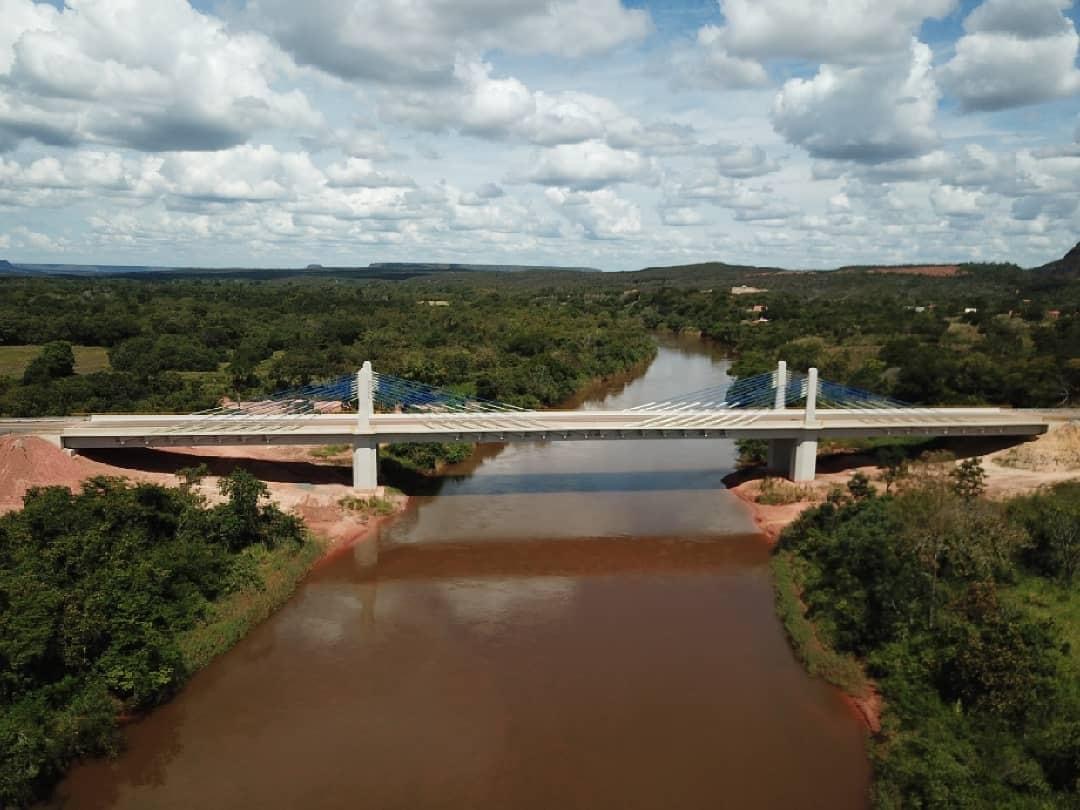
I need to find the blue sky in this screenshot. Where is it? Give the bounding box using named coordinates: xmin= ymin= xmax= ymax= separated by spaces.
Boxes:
xmin=1 ymin=0 xmax=1078 ymax=270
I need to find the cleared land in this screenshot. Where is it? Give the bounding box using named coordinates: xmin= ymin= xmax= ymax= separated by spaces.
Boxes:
xmin=0 ymin=345 xmax=110 ymax=377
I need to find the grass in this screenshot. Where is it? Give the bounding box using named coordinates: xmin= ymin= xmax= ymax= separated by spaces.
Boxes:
xmin=772 ymin=551 xmax=869 ymax=696
xmin=177 ymin=535 xmax=326 ymax=674
xmin=339 ymin=494 xmax=397 ymax=517
xmin=310 ymin=444 xmax=351 ymax=459
xmin=1003 ymin=573 xmax=1080 ymax=671
xmin=757 ymin=476 xmax=813 ymax=505
xmin=0 ymin=345 xmax=110 ymax=377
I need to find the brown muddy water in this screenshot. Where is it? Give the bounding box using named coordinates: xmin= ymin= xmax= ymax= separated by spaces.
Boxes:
xmin=52 ymin=336 xmax=870 ymax=809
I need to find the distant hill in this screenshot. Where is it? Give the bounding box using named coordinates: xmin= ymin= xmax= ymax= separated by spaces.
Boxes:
xmin=0 ymin=261 xmax=600 ymax=280
xmin=369 ymin=262 xmax=600 ymax=274
xmin=1037 ymin=242 xmax=1080 ymax=276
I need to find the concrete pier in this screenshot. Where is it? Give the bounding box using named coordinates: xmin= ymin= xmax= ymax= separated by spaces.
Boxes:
xmin=790 ymin=438 xmax=818 ymax=482
xmin=352 ymin=438 xmax=378 ymax=491
xmin=353 ymin=361 xmax=378 ymax=491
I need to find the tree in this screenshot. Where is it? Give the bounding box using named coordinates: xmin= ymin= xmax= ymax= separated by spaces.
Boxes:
xmin=952 ymin=457 xmax=987 ymax=500
xmin=847 ymin=471 xmax=874 ymax=500
xmin=1009 ymin=482 xmax=1080 ymax=583
xmin=22 ymin=341 xmax=75 ymax=384
xmin=941 ymin=583 xmax=1061 ymax=723
xmin=877 ymin=445 xmax=909 ymax=494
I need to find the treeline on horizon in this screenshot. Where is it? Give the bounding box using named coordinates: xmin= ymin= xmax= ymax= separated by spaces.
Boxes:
xmin=1 ymin=253 xmax=1079 ymax=420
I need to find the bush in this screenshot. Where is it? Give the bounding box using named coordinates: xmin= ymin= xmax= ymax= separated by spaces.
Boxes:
xmin=0 ymin=472 xmax=307 ymax=806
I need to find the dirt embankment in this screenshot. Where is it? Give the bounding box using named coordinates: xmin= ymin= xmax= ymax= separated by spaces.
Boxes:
xmin=0 ymin=436 xmax=404 ymax=558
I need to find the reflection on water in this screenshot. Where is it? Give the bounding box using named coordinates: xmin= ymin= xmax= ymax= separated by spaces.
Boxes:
xmin=53 ymin=335 xmax=870 ymax=810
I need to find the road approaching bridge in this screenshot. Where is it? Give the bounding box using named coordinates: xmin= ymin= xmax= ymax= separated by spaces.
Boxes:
xmin=5 ymin=362 xmax=1049 ymax=489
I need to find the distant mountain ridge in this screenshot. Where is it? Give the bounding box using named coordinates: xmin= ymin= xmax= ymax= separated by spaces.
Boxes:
xmin=369 ymin=262 xmax=600 ymax=273
xmin=0 ymin=243 xmax=1075 ymax=279
xmin=0 ymin=260 xmax=600 ymax=278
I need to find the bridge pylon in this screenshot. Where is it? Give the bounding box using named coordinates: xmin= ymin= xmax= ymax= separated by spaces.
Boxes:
xmin=765 ymin=362 xmax=820 ymax=482
xmin=353 ymin=361 xmax=378 ymax=491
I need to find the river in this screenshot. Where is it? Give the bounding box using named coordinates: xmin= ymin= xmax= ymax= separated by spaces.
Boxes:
xmin=53 ymin=336 xmax=870 ymax=809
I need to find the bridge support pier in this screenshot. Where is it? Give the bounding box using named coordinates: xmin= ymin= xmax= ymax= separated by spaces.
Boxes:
xmin=790 ymin=438 xmax=818 ymax=482
xmin=765 ymin=436 xmax=819 ymax=482
xmin=766 ymin=438 xmax=793 ymax=472
xmin=352 ymin=437 xmax=378 ymax=492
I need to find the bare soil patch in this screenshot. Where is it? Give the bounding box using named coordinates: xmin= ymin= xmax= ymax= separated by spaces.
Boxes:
xmin=869 ymin=265 xmax=961 ymax=277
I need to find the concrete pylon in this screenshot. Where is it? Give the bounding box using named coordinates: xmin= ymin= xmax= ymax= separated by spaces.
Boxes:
xmin=804 ymin=367 xmax=819 ymax=427
xmin=353 ymin=361 xmax=378 ymax=491
xmin=774 ymin=360 xmax=787 ymax=410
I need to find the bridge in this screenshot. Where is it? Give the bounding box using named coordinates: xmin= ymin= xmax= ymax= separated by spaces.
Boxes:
xmin=0 ymin=360 xmax=1047 ymax=490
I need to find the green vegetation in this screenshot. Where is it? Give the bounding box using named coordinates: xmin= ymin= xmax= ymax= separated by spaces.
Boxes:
xmin=627 ymin=262 xmax=1080 ymax=408
xmin=756 ymin=476 xmax=813 ymax=505
xmin=0 ymin=277 xmax=656 ymax=422
xmin=0 ymin=344 xmax=110 ymax=378
xmin=0 ymin=470 xmax=311 ymax=807
xmin=309 ymin=444 xmax=350 ymax=459
xmin=775 ymin=472 xmax=1080 ymax=807
xmin=339 ymin=494 xmax=397 ymax=517
xmin=383 ymin=441 xmax=473 ymax=474
xmin=0 ymin=277 xmax=655 ymax=469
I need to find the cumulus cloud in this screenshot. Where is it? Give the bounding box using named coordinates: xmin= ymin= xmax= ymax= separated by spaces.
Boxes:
xmin=939 ymin=0 xmax=1080 ymax=111
xmin=659 ymin=205 xmax=705 ymax=226
xmin=670 ymin=25 xmax=768 ymax=89
xmin=245 ymin=0 xmax=649 ymax=84
xmin=772 ymin=39 xmax=940 ymax=162
xmin=525 ymin=140 xmax=652 ymax=189
xmin=325 ymin=157 xmax=413 ymax=189
xmin=544 ymin=187 xmax=642 ymax=239
xmin=931 ymin=184 xmax=986 ymax=218
xmin=0 ymin=0 xmax=319 ymax=152
xmin=712 ymin=143 xmax=780 ymax=177
xmin=710 ymin=0 xmax=954 ymax=63
xmin=382 ymin=57 xmax=693 ymax=154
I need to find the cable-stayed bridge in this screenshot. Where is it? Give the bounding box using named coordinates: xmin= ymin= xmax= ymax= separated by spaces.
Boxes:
xmin=13 ymin=360 xmax=1043 ymax=488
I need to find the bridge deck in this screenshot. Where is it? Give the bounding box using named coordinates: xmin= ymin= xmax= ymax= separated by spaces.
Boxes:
xmin=17 ymin=407 xmax=1048 ymax=449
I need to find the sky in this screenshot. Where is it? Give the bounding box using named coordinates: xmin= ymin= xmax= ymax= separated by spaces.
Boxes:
xmin=0 ymin=0 xmax=1078 ymax=270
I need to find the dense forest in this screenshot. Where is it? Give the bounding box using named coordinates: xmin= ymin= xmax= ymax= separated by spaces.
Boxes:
xmin=776 ymin=465 xmax=1080 ymax=807
xmin=0 ymin=470 xmax=313 ymax=806
xmin=0 ymin=277 xmax=655 ymax=417
xmin=626 ymin=260 xmax=1080 ymax=407
xmin=1 ymin=249 xmax=1078 ymax=421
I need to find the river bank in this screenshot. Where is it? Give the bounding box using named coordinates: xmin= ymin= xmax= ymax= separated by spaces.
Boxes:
xmin=724 ymin=420 xmax=1080 ymax=735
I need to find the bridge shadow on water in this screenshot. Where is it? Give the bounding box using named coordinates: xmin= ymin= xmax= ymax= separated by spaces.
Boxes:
xmin=84 ymin=449 xmax=732 ymax=496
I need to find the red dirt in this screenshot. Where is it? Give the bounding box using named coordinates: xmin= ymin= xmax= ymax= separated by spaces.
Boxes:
xmin=0 ymin=435 xmax=174 ymax=512
xmin=869 ymin=265 xmax=961 ymax=277
xmin=842 ymin=690 xmax=883 ymax=735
